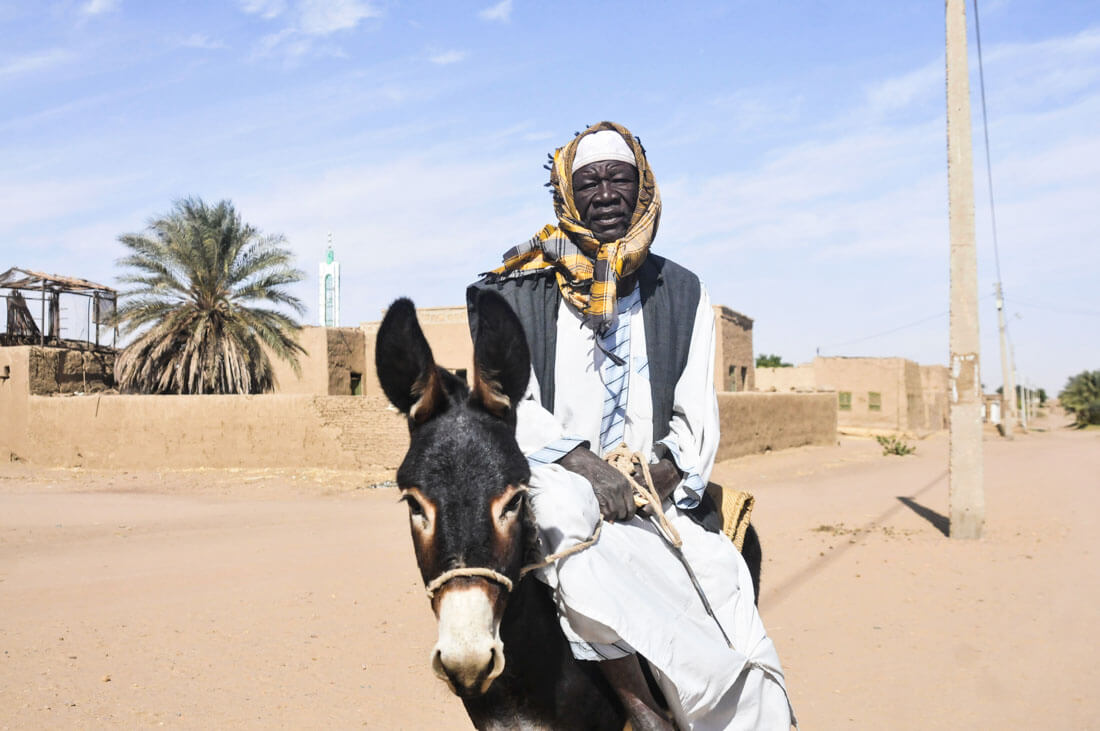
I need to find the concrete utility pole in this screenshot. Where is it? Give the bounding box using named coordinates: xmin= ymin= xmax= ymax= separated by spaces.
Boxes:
xmin=1021 ymin=380 xmax=1030 ymax=431
xmin=995 ymin=283 xmax=1015 ymax=437
xmin=945 ymin=0 xmax=984 ymax=539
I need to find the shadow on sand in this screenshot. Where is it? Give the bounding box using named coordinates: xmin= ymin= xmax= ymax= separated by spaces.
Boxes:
xmin=896 ymin=496 xmax=949 ymax=537
xmin=764 ymin=470 xmax=948 ymax=607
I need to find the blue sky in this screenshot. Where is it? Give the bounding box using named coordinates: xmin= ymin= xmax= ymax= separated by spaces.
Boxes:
xmin=2 ymin=0 xmax=1097 ymax=394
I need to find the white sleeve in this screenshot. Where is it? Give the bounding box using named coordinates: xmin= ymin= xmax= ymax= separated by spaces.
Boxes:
xmin=655 ymin=285 xmax=720 ymax=509
xmin=515 ymin=366 xmax=588 ymax=463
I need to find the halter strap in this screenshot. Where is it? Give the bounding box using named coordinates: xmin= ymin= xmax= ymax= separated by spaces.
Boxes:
xmin=424 ymin=567 xmax=514 ymax=599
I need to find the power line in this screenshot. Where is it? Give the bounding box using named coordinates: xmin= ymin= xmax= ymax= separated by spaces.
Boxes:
xmin=972 ymin=0 xmax=1004 ymax=286
xmin=973 ymin=0 xmax=1020 ymax=432
xmin=817 ymin=293 xmax=996 ymax=353
xmin=819 ymin=310 xmax=947 ymax=352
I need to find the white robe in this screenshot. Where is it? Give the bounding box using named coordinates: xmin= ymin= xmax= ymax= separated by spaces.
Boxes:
xmin=515 ymin=285 xmax=795 ymax=730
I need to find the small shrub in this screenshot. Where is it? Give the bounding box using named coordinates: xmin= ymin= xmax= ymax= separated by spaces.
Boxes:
xmin=876 ymin=434 xmax=916 ymax=456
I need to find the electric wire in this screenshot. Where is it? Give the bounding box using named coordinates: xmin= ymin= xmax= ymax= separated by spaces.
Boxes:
xmin=972 ymin=0 xmax=1004 ymax=286
xmin=818 ymin=294 xmax=995 ymax=353
xmin=973 ymin=0 xmax=1021 ymax=394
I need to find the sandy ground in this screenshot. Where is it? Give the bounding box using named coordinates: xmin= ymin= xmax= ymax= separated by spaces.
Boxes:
xmin=1 ymin=414 xmax=1097 ymax=730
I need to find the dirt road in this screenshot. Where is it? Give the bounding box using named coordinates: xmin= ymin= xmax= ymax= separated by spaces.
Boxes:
xmin=1 ymin=422 xmax=1097 ymax=729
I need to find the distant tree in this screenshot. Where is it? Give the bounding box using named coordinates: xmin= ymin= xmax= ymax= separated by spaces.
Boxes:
xmin=996 ymin=384 xmax=1050 ymax=407
xmin=113 ymin=198 xmax=306 ymax=394
xmin=1058 ymin=370 xmax=1100 ymax=427
xmin=756 ymin=354 xmax=792 ymax=368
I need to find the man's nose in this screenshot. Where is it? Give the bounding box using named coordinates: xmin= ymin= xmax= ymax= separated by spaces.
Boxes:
xmin=592 ymin=180 xmax=617 ymax=204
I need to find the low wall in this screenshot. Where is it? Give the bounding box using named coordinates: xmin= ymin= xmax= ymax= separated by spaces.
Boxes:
xmin=716 ymin=391 xmax=838 ymax=461
xmin=8 ymin=393 xmax=408 ymax=473
xmin=4 ymin=390 xmax=838 ymax=472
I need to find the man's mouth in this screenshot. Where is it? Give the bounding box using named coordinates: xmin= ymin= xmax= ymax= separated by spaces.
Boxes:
xmin=592 ymin=214 xmax=625 ymax=228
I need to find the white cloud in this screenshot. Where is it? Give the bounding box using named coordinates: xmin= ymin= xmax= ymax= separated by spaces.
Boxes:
xmin=0 ymin=49 xmax=73 ymax=78
xmin=652 ymin=26 xmax=1100 ymax=391
xmin=231 ymin=150 xmax=544 ymax=320
xmin=478 ymin=0 xmax=512 ymax=22
xmin=862 ymin=58 xmax=942 ymax=117
xmin=244 ymin=0 xmax=379 ymax=61
xmin=178 ymin=33 xmax=227 ymax=50
xmin=298 ymin=0 xmax=377 ymax=34
xmin=428 ymin=49 xmax=467 ymax=66
xmin=81 ymin=0 xmax=119 ymax=15
xmin=240 ymin=0 xmax=287 ymax=19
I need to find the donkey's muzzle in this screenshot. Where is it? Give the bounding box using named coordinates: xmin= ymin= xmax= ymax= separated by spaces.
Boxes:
xmin=431 ymin=585 xmax=506 ymax=696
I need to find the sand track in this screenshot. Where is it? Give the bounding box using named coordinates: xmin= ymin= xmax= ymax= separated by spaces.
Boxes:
xmin=1 ymin=420 xmax=1097 ymax=729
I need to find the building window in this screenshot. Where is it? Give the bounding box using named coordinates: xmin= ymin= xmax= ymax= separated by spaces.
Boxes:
xmin=727 ymin=365 xmax=738 ymax=392
xmin=838 ymin=391 xmax=852 ymax=411
xmin=350 ymin=372 xmax=362 ymax=396
xmin=868 ymin=391 xmax=882 ymax=411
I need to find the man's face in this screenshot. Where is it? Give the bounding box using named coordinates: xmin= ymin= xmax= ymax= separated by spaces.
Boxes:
xmin=571 ymin=160 xmax=639 ymax=243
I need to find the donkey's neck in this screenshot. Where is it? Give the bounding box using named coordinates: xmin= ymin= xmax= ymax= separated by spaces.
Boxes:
xmin=461 ymin=574 xmax=624 ymax=730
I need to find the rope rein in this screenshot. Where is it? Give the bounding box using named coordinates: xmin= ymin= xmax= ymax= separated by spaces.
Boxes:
xmin=603 ymin=444 xmax=681 ymax=548
xmin=422 ymin=446 xmax=660 ymax=599
xmin=518 ymin=521 xmax=602 ymax=578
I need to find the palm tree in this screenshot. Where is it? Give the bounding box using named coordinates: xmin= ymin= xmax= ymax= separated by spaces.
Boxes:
xmin=1058 ymin=370 xmax=1100 ymax=427
xmin=113 ymin=198 xmax=306 ymax=394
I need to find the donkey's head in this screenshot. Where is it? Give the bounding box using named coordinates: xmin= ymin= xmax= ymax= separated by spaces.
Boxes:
xmin=375 ymin=290 xmax=532 ymax=698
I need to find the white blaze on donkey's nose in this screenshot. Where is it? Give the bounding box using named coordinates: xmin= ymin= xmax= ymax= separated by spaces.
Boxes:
xmin=431 ymin=585 xmax=505 ymax=695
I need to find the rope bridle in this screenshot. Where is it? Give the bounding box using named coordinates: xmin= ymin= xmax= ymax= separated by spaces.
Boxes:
xmin=421 ymin=447 xmax=663 ymax=600
xmin=422 ymin=521 xmax=606 ymax=600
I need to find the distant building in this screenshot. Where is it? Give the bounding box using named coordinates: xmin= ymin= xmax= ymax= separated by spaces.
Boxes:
xmin=756 ymin=356 xmax=949 ymax=433
xmin=714 ymin=306 xmax=754 ymax=392
xmin=362 ymin=303 xmax=754 ymax=398
xmin=362 ymin=306 xmax=471 ymax=399
xmin=0 ymin=268 xmax=118 ymax=395
xmin=318 ymin=238 xmax=340 ymax=327
xmin=267 ymin=326 xmax=366 ymax=396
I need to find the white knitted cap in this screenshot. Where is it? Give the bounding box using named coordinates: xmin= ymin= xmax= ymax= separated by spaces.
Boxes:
xmin=571 ymin=130 xmax=636 ymax=173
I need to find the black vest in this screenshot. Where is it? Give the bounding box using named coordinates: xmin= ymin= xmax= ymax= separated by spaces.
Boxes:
xmin=467 ymin=254 xmax=701 ymax=444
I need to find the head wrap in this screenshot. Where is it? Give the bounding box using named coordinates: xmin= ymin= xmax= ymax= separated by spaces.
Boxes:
xmin=487 ymin=121 xmax=662 ymax=332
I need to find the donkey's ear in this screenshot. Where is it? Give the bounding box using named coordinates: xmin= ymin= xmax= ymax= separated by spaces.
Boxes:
xmin=470 ymin=289 xmax=531 ymax=419
xmin=375 ymin=298 xmax=446 ymax=426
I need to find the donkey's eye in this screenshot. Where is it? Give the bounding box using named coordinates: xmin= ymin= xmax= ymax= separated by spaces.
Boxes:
xmin=402 ymin=494 xmax=425 ymax=518
xmin=502 ymin=492 xmax=524 ymax=517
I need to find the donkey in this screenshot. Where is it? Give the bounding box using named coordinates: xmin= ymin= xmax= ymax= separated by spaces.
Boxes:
xmin=375 ymin=290 xmax=761 ymax=729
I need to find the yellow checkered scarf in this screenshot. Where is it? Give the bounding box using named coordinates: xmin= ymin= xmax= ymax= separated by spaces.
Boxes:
xmin=487 ymin=121 xmax=661 ymax=331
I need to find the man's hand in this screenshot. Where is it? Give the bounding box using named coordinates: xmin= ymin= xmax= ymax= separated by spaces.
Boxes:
xmin=631 ymin=444 xmax=684 ymax=505
xmin=558 ymin=445 xmax=637 ymax=521
xmin=633 ymin=459 xmax=681 ymax=504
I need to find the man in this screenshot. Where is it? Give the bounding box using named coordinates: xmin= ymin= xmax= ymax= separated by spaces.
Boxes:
xmin=468 ymin=122 xmax=794 ymax=730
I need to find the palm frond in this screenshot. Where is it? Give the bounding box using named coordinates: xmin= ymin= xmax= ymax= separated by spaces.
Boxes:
xmin=114 ymin=197 xmax=305 ymax=394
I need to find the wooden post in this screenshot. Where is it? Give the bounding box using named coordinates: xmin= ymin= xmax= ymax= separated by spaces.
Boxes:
xmin=946 ymin=0 xmax=984 ymax=539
